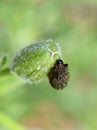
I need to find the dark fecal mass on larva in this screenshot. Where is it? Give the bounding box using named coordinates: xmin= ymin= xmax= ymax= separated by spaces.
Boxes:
xmin=48 ymin=59 xmax=70 ymax=90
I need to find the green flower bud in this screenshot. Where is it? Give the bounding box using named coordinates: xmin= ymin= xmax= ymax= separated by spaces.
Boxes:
xmin=10 ymin=39 xmax=62 ymax=83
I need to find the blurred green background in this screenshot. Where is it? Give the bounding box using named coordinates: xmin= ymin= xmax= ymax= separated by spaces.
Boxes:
xmin=0 ymin=0 xmax=97 ymax=130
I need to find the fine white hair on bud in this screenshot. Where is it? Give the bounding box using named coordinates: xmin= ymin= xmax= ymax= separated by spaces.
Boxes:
xmin=10 ymin=39 xmax=62 ymax=84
